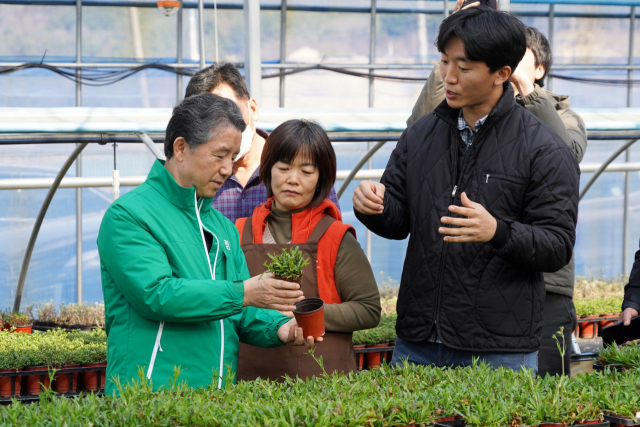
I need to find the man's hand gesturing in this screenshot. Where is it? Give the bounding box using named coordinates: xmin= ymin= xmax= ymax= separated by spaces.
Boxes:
xmin=243 ymin=273 xmax=304 ymax=311
xmin=439 ymin=192 xmax=497 ymax=243
xmin=353 ymin=180 xmax=385 ymax=215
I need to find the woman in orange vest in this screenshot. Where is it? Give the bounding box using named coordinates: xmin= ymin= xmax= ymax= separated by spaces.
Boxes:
xmin=235 ymin=119 xmax=381 ymax=381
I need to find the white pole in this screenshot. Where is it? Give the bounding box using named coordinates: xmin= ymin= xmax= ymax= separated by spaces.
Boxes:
xmin=498 ymin=0 xmax=510 ymax=12
xmin=244 ymin=0 xmax=262 ymax=104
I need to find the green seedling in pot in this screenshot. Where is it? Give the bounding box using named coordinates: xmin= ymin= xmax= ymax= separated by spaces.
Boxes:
xmin=260 ymin=246 xmax=310 ymax=284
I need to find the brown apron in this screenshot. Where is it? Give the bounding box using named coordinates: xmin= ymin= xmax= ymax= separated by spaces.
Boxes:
xmin=236 ymin=214 xmax=357 ymax=382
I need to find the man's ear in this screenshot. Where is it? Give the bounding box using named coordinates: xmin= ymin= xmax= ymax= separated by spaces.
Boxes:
xmin=173 ymin=137 xmax=188 ymax=161
xmin=249 ymin=98 xmax=259 ymax=123
xmin=494 ymin=66 xmax=512 ymax=86
xmin=535 ymin=63 xmax=546 ymax=81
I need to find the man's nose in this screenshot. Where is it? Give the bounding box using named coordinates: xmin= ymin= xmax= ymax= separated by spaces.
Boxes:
xmin=219 ymin=158 xmax=233 ymax=177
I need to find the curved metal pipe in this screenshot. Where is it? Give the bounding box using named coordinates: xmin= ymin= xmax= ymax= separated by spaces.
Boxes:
xmin=13 ymin=142 xmax=89 ymax=312
xmin=337 ymin=140 xmax=387 ymax=199
xmin=137 ymin=132 xmax=166 ymax=160
xmin=579 ymin=138 xmax=639 ymax=201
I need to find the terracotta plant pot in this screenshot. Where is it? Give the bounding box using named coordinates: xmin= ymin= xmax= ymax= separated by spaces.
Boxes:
xmin=573 ymin=419 xmax=601 ymax=425
xmin=52 ymin=365 xmax=79 ymax=394
xmin=81 ymin=362 xmax=107 ymax=392
xmin=13 ymin=325 xmax=32 ymax=334
xmin=353 ymin=344 xmax=366 ymax=371
xmin=435 ymin=415 xmax=456 ymax=422
xmin=365 ymin=342 xmax=389 ymax=370
xmin=24 ymin=365 xmax=51 ymax=395
xmin=579 ymin=315 xmax=599 ymax=339
xmin=293 ymin=298 xmax=325 ymax=339
xmin=0 ymin=368 xmax=22 ymax=397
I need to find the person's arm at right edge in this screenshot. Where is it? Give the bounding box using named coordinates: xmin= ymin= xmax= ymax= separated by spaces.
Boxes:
xmin=621 ymin=245 xmax=640 ymax=325
xmin=353 ymin=128 xmax=411 ymax=240
xmin=407 ymin=66 xmax=446 ymax=126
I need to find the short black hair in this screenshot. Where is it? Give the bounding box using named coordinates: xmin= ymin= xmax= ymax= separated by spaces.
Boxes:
xmin=436 ymin=7 xmax=527 ymax=74
xmin=525 ymin=26 xmax=553 ymax=87
xmin=185 ymin=63 xmax=250 ymax=100
xmin=164 ymin=93 xmax=246 ymax=159
xmin=260 ymin=120 xmax=336 ymax=208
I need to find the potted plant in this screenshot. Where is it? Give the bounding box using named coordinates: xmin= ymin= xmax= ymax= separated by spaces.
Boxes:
xmin=596 ymin=341 xmax=640 ymax=370
xmin=0 ymin=333 xmax=29 ymax=397
xmin=79 ymin=343 xmax=108 ymax=392
xmin=51 ymin=339 xmax=83 ymax=394
xmin=4 ymin=311 xmax=33 ymax=334
xmin=262 ymin=246 xmax=310 ymax=285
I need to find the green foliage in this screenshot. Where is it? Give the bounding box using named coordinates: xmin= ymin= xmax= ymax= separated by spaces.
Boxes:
xmin=352 ymin=314 xmax=397 ymax=345
xmin=2 ymin=361 xmax=640 ymax=426
xmin=574 ymin=298 xmax=623 ymax=317
xmin=263 ymin=247 xmax=310 ymax=282
xmin=0 ymin=328 xmax=107 ymax=369
xmin=598 ymin=340 xmax=640 ymax=368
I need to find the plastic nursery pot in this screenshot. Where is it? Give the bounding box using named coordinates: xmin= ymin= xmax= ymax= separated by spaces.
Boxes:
xmin=580 ymin=315 xmax=599 ymax=339
xmin=13 ymin=325 xmax=32 ymax=334
xmin=293 ymin=298 xmax=325 ymax=339
xmin=435 ymin=416 xmax=457 ymax=422
xmin=24 ymin=365 xmax=51 ymax=395
xmin=0 ymin=368 xmax=22 ymax=397
xmin=573 ymin=420 xmax=602 ymax=425
xmin=81 ymin=362 xmax=107 ymax=392
xmin=52 ymin=365 xmax=79 ymax=394
xmin=365 ymin=342 xmax=389 ymax=370
xmin=539 ymin=422 xmax=568 ymax=427
xmin=353 ymin=344 xmax=366 ymax=371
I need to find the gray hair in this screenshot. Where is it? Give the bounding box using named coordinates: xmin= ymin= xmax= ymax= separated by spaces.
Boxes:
xmin=164 ymin=93 xmax=246 ymax=159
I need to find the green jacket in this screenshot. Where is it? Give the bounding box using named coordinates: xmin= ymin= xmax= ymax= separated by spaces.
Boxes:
xmin=97 ymin=160 xmax=289 ymax=395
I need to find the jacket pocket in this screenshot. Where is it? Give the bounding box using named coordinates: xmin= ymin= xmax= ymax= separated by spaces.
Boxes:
xmin=478 ymin=172 xmax=526 ymax=220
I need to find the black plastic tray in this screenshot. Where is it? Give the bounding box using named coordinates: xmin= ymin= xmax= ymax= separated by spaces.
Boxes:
xmin=604 ymin=415 xmax=640 ymax=426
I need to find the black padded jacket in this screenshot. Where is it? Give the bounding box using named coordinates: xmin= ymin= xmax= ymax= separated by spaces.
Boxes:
xmin=355 ymin=83 xmax=580 ymax=352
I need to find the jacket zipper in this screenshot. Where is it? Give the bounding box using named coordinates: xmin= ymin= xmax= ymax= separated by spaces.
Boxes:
xmin=194 ymin=195 xmax=226 ymax=390
xmin=433 ymin=118 xmax=491 ymax=339
xmin=146 ymin=321 xmax=164 ymax=379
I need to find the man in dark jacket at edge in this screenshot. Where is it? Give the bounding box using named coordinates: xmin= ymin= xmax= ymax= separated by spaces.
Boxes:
xmin=619 ymin=243 xmax=640 ymax=326
xmin=353 ymin=7 xmax=580 ymax=373
xmin=406 ymin=26 xmax=587 ymax=377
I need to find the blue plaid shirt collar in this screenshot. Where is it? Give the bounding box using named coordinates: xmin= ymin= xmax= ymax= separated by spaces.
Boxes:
xmin=457 ymin=110 xmax=489 ymax=150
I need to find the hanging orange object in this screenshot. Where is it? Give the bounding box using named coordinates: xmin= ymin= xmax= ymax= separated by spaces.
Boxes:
xmin=157 ymin=0 xmax=180 ymax=16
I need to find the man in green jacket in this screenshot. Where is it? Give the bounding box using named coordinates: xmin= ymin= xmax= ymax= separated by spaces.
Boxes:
xmin=406 ymin=25 xmax=587 ymax=377
xmin=98 ymin=94 xmax=316 ymax=395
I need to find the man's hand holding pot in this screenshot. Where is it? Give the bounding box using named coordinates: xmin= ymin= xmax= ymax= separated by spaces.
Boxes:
xmin=243 ymin=273 xmax=304 ymax=311
xmin=353 ymin=180 xmax=385 ymax=215
xmin=277 ymin=318 xmax=324 ymax=349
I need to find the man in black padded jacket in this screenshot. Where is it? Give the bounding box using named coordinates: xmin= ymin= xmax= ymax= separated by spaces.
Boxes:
xmin=353 ymin=7 xmax=580 ymax=373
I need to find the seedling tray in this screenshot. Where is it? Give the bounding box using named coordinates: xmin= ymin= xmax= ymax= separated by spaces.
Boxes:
xmin=604 ymin=415 xmax=640 ymax=426
xmin=0 ymin=365 xmax=106 ymax=404
xmin=592 ymin=363 xmax=636 ymax=372
xmin=435 ymin=419 xmax=466 ymax=427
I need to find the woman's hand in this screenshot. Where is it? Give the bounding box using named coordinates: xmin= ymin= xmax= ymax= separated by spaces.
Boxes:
xmin=277 ymin=318 xmax=324 ymax=349
xmin=619 ymin=307 xmax=639 ymax=326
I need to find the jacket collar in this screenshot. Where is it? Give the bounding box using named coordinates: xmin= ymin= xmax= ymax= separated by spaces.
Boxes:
xmin=251 ymin=198 xmax=343 ymax=244
xmin=145 ymin=159 xmax=213 ymax=214
xmin=434 ymin=81 xmax=516 ymax=129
